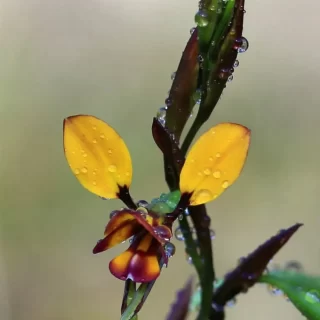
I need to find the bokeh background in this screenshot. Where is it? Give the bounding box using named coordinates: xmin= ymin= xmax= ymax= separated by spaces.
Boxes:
xmin=0 ymin=0 xmax=319 ymax=319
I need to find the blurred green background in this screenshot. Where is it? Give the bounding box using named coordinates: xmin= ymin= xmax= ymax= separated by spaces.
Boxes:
xmin=0 ymin=0 xmax=319 ymax=319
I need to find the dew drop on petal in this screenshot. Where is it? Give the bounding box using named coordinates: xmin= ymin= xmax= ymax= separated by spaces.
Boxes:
xmin=108 ymin=149 xmax=112 ymax=154
xmin=222 ymin=180 xmax=229 ymax=189
xmin=174 ymin=227 xmax=185 ymax=241
xmin=92 ymin=181 xmax=97 ymax=186
xmin=92 ymin=126 xmax=97 ymax=130
xmin=213 ymin=170 xmax=221 ymax=179
xmin=108 ymin=165 xmax=117 ymax=173
xmin=83 ymin=153 xmax=87 ymax=158
xmin=109 ymin=210 xmax=118 ymax=219
xmin=154 ymin=225 xmax=171 ymax=241
xmin=74 ymin=168 xmax=80 ymax=175
xmin=100 ymin=134 xmax=105 ymax=139
xmin=234 ymin=60 xmax=239 ymax=68
xmin=194 ymin=189 xmax=213 ymax=203
xmin=81 ymin=167 xmax=88 ymax=173
xmin=93 ymin=139 xmax=97 ymax=144
xmin=203 ymin=168 xmax=212 ymax=175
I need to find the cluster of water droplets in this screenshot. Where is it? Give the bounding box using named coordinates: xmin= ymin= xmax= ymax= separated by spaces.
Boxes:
xmin=174 ymin=215 xmax=215 ymax=265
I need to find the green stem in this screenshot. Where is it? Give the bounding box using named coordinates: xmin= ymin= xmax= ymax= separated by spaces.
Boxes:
xmin=179 ymin=214 xmax=203 ymax=276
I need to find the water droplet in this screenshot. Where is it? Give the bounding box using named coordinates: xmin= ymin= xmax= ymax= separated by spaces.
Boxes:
xmin=209 ymin=157 xmax=213 ymax=161
xmin=226 ymin=298 xmax=236 ymax=307
xmin=82 ymin=153 xmax=87 ymax=158
xmin=233 ymin=60 xmax=239 ymax=68
xmin=100 ymin=134 xmax=105 ymax=139
xmin=267 ymin=284 xmax=283 ymax=296
xmin=108 ymin=165 xmax=117 ymax=173
xmin=165 ymin=97 xmax=173 ymax=107
xmin=93 ymin=139 xmax=97 ymax=144
xmin=212 ymin=303 xmax=223 ymax=312
xmin=186 ymin=253 xmax=193 ymax=264
xmin=193 ymin=89 xmax=202 ymax=104
xmin=154 ymin=225 xmax=171 ymax=241
xmin=171 ymin=72 xmax=176 ymax=80
xmin=228 ymin=75 xmax=233 ymax=82
xmin=203 ymin=168 xmax=211 ymax=175
xmin=137 ymin=200 xmax=148 ymax=208
xmin=92 ymin=126 xmax=97 ymax=130
xmin=194 ymin=189 xmax=213 ymax=203
xmin=72 ymin=151 xmax=76 ymax=155
xmin=197 ymin=54 xmax=204 ymax=63
xmin=137 ymin=206 xmax=148 ymax=216
xmin=92 ymin=181 xmax=97 ymax=186
xmin=222 ymin=180 xmax=229 ymax=189
xmin=284 ymin=260 xmax=303 ymax=273
xmin=211 ymin=129 xmax=216 ymax=135
xmin=178 ymin=214 xmax=184 ymax=221
xmin=305 ymin=290 xmax=320 ymax=303
xmin=93 ymin=170 xmax=97 ymax=175
xmin=184 ymin=208 xmax=190 ymax=216
xmin=81 ymin=167 xmax=88 ymax=173
xmin=109 ymin=210 xmax=118 ymax=219
xmin=195 ymin=9 xmax=209 ymax=27
xmin=216 ymin=152 xmax=221 ymax=158
xmin=108 ymin=149 xmax=112 ymax=154
xmin=157 ymin=106 xmax=167 ymax=126
xmin=74 ymin=168 xmax=80 ymax=175
xmin=213 ymin=170 xmax=221 ymax=179
xmin=174 ymin=227 xmax=185 ymax=241
xmin=210 ymin=229 xmax=216 ymax=240
xmin=190 ymin=27 xmax=196 ymax=34
xmin=238 ymin=37 xmax=249 ymax=53
xmin=125 ymin=171 xmax=130 ymax=176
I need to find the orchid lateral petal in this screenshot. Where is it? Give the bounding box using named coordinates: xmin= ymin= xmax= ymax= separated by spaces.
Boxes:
xmin=109 ymin=234 xmax=160 ymax=283
xmin=63 ymin=115 xmax=132 ymax=199
xmin=93 ymin=211 xmax=140 ymax=253
xmin=179 ymin=123 xmax=251 ymax=205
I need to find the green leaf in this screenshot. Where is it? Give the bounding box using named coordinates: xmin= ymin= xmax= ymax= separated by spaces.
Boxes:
xmin=260 ymin=270 xmax=320 ymax=320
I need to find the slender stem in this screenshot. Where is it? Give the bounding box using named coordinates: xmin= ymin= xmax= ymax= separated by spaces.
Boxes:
xmin=179 ymin=214 xmax=203 ymax=276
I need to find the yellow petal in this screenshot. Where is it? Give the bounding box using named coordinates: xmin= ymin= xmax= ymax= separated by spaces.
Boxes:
xmin=179 ymin=123 xmax=251 ymax=205
xmin=63 ymin=115 xmax=132 ymax=199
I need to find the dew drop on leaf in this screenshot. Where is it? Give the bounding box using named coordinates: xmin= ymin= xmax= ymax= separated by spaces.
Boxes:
xmin=195 ymin=9 xmax=209 ymax=27
xmin=238 ymin=37 xmax=249 ymax=53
